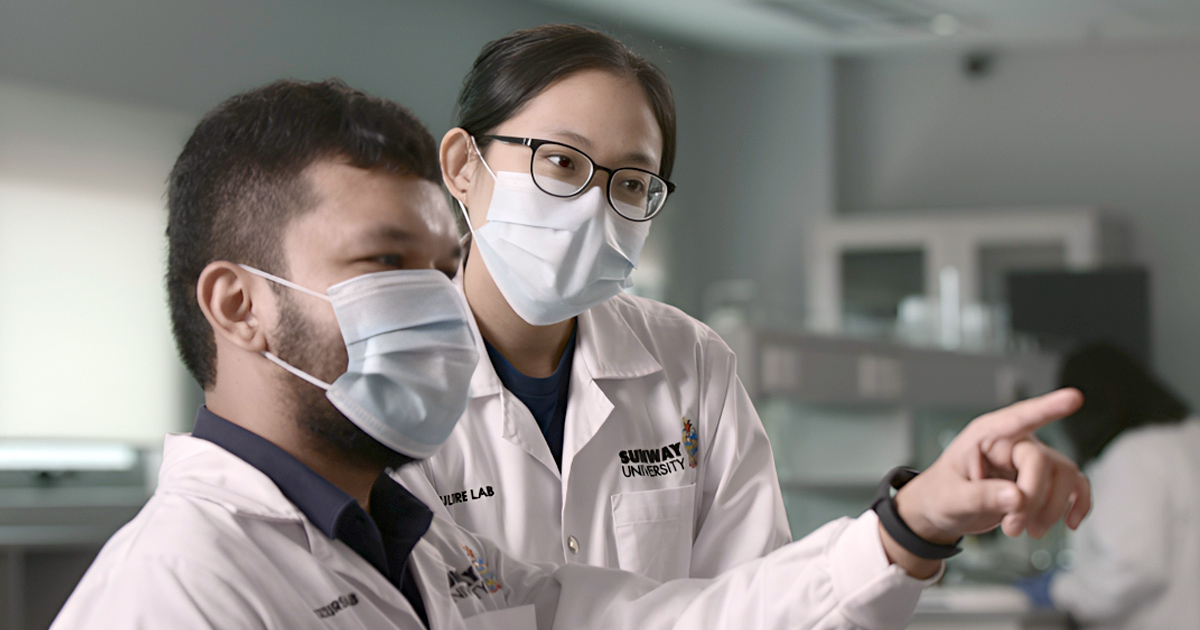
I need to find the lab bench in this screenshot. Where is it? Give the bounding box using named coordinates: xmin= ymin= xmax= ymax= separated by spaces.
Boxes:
xmin=910 ymin=585 xmax=1070 ymax=630
xmin=909 ymin=610 xmax=1070 ymax=630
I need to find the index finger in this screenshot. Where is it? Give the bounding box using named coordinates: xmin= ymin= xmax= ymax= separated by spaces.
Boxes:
xmin=973 ymin=388 xmax=1083 ymax=441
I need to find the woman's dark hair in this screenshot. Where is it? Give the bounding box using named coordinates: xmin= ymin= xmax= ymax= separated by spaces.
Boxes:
xmin=166 ymin=78 xmax=440 ymax=390
xmin=454 ymin=24 xmax=677 ymax=179
xmin=1059 ymin=343 xmax=1190 ymax=467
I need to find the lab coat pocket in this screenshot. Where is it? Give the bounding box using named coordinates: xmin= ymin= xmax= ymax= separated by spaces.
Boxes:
xmin=610 ymin=484 xmax=696 ymax=582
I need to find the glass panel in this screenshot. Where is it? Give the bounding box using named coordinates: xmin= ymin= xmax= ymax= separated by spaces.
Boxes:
xmin=841 ymin=249 xmax=925 ymax=338
xmin=760 ymin=398 xmax=910 ymax=538
xmin=978 ymin=242 xmax=1066 ymax=305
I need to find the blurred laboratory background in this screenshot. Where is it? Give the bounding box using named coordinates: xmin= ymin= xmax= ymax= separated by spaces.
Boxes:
xmin=3 ymin=1 xmax=1200 ymax=628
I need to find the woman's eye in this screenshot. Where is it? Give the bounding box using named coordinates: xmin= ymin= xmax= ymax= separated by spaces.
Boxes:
xmin=622 ymin=179 xmax=645 ymax=193
xmin=546 ymin=154 xmax=575 ymax=170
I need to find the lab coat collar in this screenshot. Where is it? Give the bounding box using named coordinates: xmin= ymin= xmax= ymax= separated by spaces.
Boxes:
xmin=576 ymin=294 xmax=663 ymax=380
xmin=453 ymin=268 xmax=663 ymax=399
xmin=157 ymin=432 xmax=310 ymax=524
xmin=158 ymin=431 xmax=434 ymax=612
xmin=453 ymin=269 xmax=504 ymax=400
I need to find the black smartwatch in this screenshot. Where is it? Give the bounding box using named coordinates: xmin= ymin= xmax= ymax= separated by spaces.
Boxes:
xmin=871 ymin=466 xmax=963 ymax=560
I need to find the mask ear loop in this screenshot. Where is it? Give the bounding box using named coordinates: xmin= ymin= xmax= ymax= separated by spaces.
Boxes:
xmin=238 ymin=264 xmax=332 ymax=302
xmin=262 ymin=352 xmax=333 ymax=390
xmin=455 ymin=135 xmax=497 ymax=247
xmin=236 ymin=263 xmax=335 ymax=390
xmin=469 ymin=135 xmax=498 ymax=180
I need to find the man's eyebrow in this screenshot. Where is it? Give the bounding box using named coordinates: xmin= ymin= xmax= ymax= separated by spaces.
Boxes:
xmin=356 ymin=226 xmax=416 ymax=244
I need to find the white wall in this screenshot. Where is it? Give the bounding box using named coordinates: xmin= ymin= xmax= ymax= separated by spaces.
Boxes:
xmin=0 ymin=80 xmax=196 ymax=443
xmin=658 ymin=51 xmax=834 ymax=322
xmin=835 ymin=43 xmax=1200 ymax=404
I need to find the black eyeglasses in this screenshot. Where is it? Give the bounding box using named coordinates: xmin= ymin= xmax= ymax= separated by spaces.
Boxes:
xmin=481 ymin=135 xmax=675 ymax=222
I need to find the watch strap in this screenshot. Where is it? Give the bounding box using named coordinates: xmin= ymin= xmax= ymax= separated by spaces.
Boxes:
xmin=871 ymin=466 xmax=963 ymax=560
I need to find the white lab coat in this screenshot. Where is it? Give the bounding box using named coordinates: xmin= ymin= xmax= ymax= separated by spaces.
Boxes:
xmin=54 ymin=433 xmax=933 ymax=630
xmin=398 ymin=289 xmax=791 ymax=581
xmin=1051 ymin=418 xmax=1200 ymax=629
xmin=51 ymin=433 xmax=555 ymax=630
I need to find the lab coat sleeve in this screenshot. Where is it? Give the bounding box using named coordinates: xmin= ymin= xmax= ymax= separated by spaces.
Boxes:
xmin=51 ymin=556 xmax=268 ymax=630
xmin=551 ymin=510 xmax=933 ymax=630
xmin=689 ymin=329 xmax=792 ymax=577
xmin=1050 ymin=431 xmax=1173 ymax=623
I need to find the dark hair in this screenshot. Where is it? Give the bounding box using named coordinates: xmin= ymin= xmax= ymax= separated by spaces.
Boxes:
xmin=454 ymin=24 xmax=677 ymax=179
xmin=166 ymin=78 xmax=440 ymax=389
xmin=1059 ymin=343 xmax=1190 ymax=467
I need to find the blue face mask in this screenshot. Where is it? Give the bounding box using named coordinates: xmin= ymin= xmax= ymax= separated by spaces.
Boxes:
xmin=240 ymin=265 xmax=479 ymax=459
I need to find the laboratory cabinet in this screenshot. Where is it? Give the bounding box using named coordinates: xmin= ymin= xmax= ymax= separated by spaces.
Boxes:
xmin=807 ymin=206 xmax=1129 ymax=347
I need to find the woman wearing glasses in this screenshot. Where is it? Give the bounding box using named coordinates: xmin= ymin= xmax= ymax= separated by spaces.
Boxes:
xmin=396 ymin=25 xmax=1092 ymax=603
xmin=396 ymin=24 xmax=792 ymax=583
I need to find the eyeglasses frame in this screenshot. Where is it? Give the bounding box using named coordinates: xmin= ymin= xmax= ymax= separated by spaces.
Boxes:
xmin=480 ymin=134 xmax=676 ymax=222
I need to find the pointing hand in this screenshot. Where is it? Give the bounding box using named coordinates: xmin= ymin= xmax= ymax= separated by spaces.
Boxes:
xmin=882 ymin=389 xmax=1093 ymax=576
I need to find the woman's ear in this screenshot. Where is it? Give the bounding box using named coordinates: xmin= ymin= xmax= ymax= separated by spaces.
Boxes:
xmin=196 ymin=261 xmax=270 ymax=353
xmin=441 ymin=127 xmax=475 ymax=205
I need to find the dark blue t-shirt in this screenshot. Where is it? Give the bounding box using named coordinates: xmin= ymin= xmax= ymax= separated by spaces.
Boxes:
xmin=484 ymin=326 xmax=576 ymax=469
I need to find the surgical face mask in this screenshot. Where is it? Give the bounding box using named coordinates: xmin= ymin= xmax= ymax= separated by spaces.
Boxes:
xmin=459 ymin=138 xmax=651 ymax=326
xmin=240 ymin=265 xmax=480 ymax=459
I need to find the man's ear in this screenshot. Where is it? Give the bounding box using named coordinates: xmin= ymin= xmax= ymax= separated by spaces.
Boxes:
xmin=196 ymin=261 xmax=270 ymax=353
xmin=441 ymin=127 xmax=476 ymax=206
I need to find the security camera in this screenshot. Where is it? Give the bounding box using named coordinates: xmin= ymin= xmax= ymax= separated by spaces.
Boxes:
xmin=962 ymin=51 xmax=996 ymax=79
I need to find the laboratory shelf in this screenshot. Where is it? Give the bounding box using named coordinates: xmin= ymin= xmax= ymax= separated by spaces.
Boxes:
xmin=721 ymin=326 xmax=1060 ymax=410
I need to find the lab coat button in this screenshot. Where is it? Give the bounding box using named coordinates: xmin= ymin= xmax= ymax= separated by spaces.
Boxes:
xmin=567 ymin=535 xmax=580 ymax=554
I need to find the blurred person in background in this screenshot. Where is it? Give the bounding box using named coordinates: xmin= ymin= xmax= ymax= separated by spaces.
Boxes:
xmin=1022 ymin=343 xmax=1199 ymax=629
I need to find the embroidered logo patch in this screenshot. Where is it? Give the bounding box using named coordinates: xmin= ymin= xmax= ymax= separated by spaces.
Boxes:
xmin=446 ymin=544 xmax=502 ymax=600
xmin=682 ymin=417 xmax=699 ymax=468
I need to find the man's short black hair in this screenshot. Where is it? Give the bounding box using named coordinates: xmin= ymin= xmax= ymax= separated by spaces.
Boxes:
xmin=166 ymin=78 xmax=440 ymax=390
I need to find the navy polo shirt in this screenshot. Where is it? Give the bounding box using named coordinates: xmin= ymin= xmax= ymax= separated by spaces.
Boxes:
xmin=484 ymin=325 xmax=576 ymax=469
xmin=192 ymin=408 xmax=431 ymax=628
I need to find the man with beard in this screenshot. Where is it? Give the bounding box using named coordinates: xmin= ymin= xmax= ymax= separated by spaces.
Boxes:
xmin=53 ymin=78 xmax=554 ymax=629
xmin=52 ymin=78 xmax=1090 ymax=630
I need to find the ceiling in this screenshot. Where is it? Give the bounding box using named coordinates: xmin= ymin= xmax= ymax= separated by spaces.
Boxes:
xmin=532 ymin=0 xmax=1200 ymax=52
